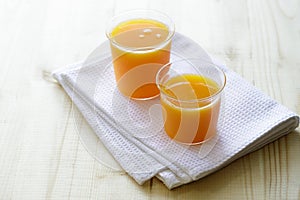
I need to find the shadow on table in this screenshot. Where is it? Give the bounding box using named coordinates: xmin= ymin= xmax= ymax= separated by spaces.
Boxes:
xmin=146 ymin=130 xmax=300 ymax=198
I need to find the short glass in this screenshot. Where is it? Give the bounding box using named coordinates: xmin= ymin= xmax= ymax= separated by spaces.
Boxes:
xmin=156 ymin=59 xmax=226 ymax=145
xmin=106 ymin=10 xmax=175 ymax=100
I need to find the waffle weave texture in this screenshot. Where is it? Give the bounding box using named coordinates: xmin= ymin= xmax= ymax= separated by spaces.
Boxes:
xmin=53 ymin=33 xmax=299 ymax=189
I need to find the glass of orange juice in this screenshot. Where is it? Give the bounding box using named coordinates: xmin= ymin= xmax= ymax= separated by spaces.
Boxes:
xmin=106 ymin=10 xmax=175 ymax=100
xmin=156 ymin=59 xmax=226 ymax=145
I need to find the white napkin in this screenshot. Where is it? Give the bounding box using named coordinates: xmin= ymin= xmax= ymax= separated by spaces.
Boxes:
xmin=53 ymin=33 xmax=299 ymax=189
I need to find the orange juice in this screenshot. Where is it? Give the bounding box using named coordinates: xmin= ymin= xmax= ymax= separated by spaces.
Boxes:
xmin=160 ymin=74 xmax=221 ymax=144
xmin=108 ymin=19 xmax=172 ymax=99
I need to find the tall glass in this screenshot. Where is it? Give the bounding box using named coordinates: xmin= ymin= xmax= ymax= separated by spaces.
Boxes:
xmin=106 ymin=10 xmax=175 ymax=100
xmin=156 ymin=59 xmax=226 ymax=145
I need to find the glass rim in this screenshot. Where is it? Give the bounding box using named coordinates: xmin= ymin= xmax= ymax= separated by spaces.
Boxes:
xmin=105 ymin=9 xmax=175 ymax=51
xmin=156 ymin=58 xmax=227 ymax=104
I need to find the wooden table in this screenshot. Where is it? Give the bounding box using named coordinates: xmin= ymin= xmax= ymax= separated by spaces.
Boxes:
xmin=1 ymin=0 xmax=299 ymax=199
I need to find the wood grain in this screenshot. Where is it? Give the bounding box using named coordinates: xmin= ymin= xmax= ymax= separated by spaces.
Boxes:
xmin=0 ymin=0 xmax=299 ymax=199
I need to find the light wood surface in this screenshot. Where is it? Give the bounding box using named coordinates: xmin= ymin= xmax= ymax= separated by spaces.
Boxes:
xmin=1 ymin=0 xmax=299 ymax=199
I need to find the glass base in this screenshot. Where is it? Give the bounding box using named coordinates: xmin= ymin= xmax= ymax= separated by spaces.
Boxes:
xmin=170 ymin=133 xmax=217 ymax=146
xmin=128 ymin=93 xmax=160 ymax=101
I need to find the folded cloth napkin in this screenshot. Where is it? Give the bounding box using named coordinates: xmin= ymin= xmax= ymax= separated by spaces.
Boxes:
xmin=53 ymin=33 xmax=299 ymax=189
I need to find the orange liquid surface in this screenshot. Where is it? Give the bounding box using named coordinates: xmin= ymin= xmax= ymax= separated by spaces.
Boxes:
xmin=109 ymin=19 xmax=171 ymax=99
xmin=160 ymin=74 xmax=221 ymax=144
